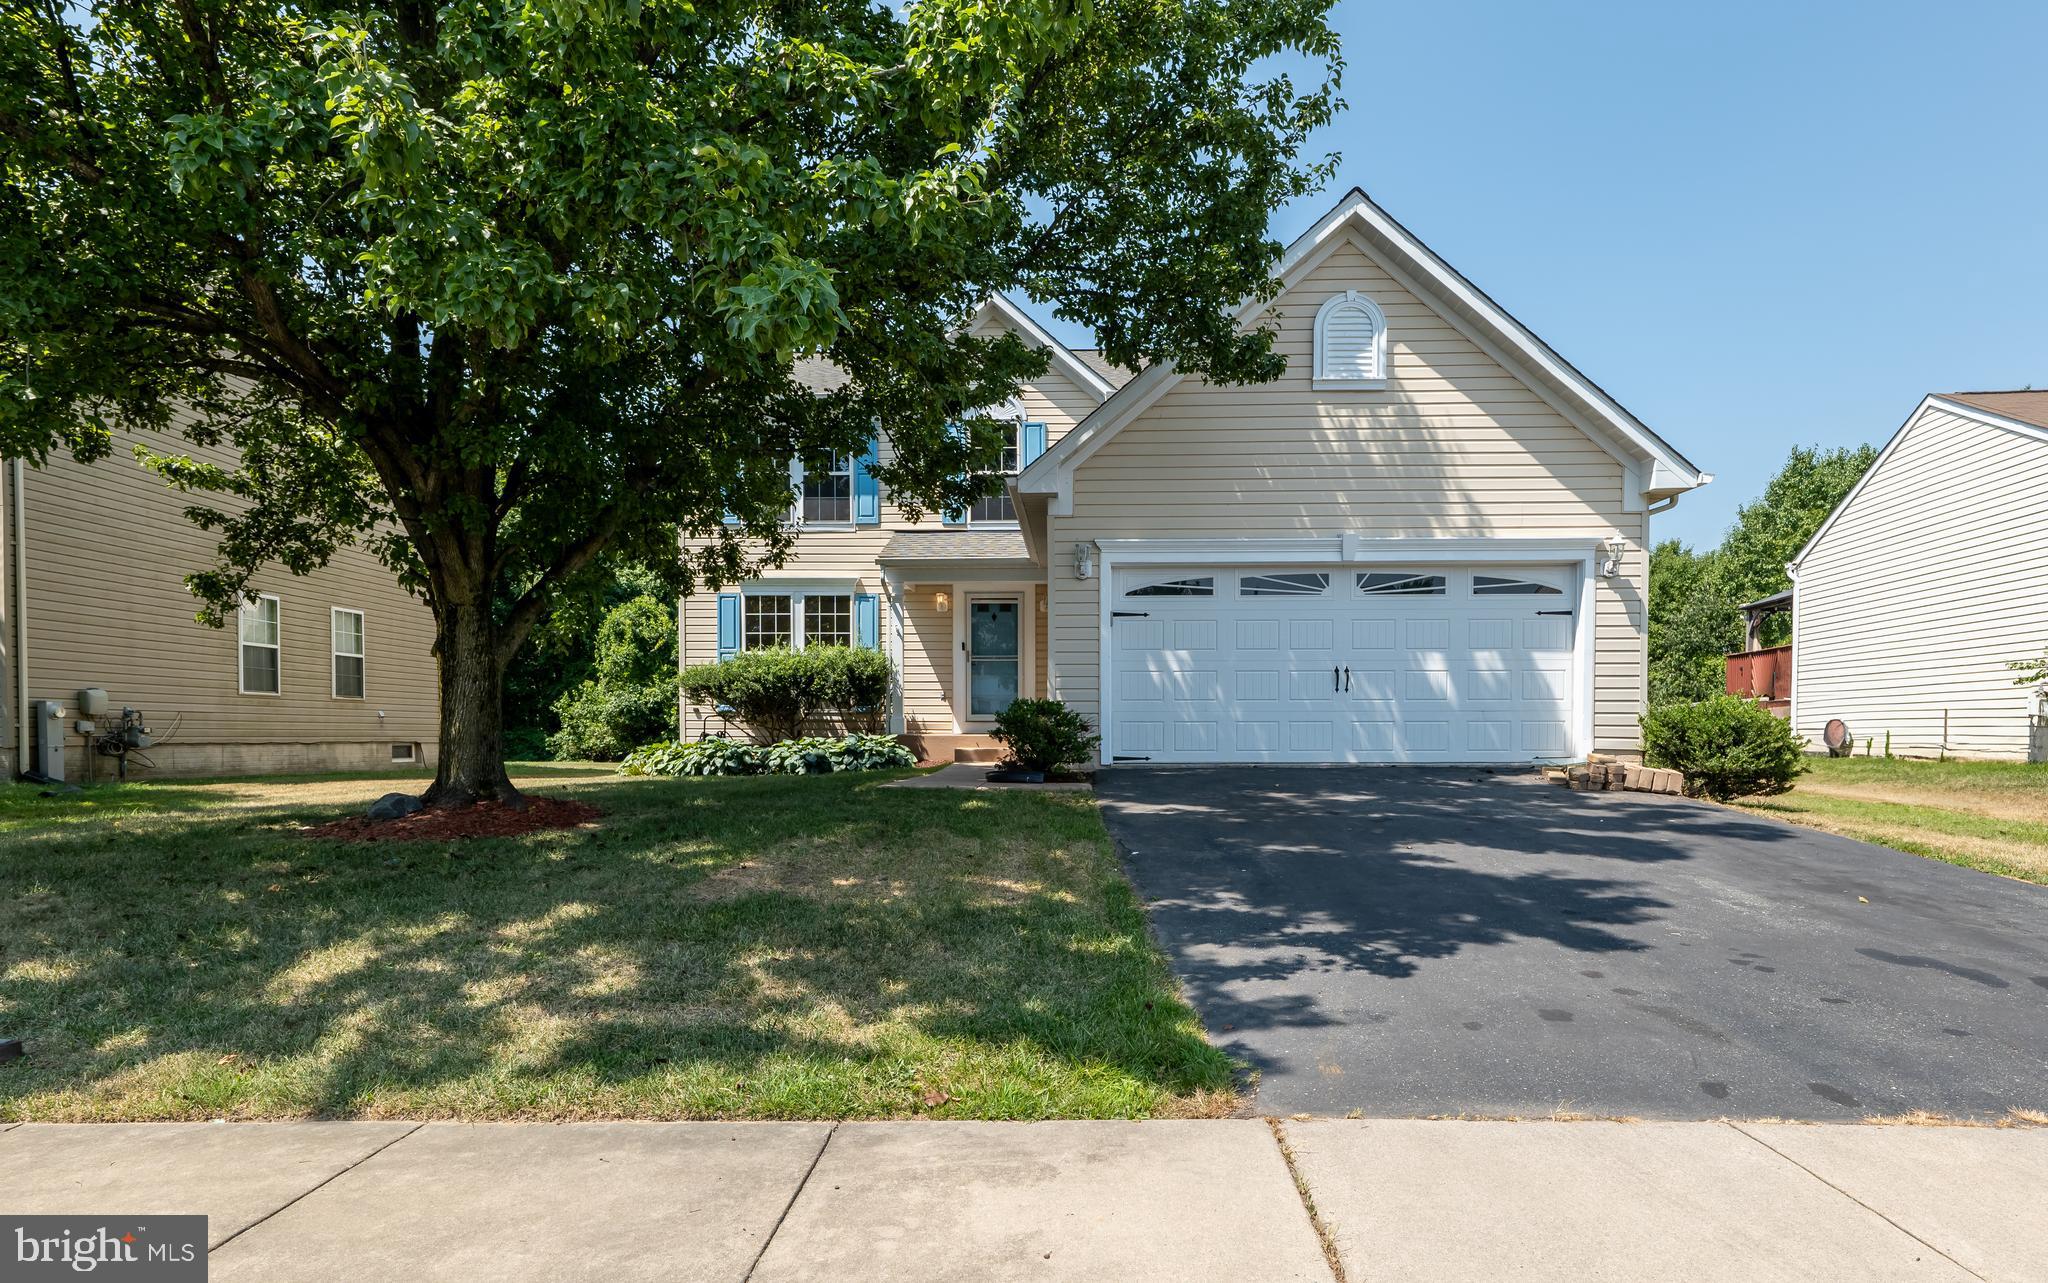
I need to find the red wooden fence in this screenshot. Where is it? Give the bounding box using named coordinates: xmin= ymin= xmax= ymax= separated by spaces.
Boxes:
xmin=1725 ymin=644 xmax=1792 ymax=714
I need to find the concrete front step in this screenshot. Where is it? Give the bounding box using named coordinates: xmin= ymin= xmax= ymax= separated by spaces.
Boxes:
xmin=899 ymin=733 xmax=1004 ymax=766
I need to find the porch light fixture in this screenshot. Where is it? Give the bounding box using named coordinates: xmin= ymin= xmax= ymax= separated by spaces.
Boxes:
xmin=934 ymin=590 xmax=951 ymax=614
xmin=1074 ymin=543 xmax=1096 ymax=580
xmin=1601 ymin=532 xmax=1626 ymax=579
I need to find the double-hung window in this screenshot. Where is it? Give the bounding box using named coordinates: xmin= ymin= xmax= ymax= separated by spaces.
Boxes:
xmin=239 ymin=594 xmax=282 ymax=695
xmin=742 ymin=594 xmax=794 ymax=649
xmin=967 ymin=420 xmax=1021 ymax=525
xmin=803 ymin=594 xmax=853 ymax=647
xmin=739 ymin=590 xmax=853 ymax=651
xmin=332 ymin=608 xmax=366 ymax=698
xmin=798 ymin=452 xmax=853 ymax=526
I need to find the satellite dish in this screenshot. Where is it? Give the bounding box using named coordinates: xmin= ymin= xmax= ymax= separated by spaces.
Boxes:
xmin=1823 ymin=718 xmax=1852 ymax=758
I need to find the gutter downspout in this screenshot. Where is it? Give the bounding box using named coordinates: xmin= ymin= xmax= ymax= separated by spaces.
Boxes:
xmin=7 ymin=457 xmax=26 ymax=776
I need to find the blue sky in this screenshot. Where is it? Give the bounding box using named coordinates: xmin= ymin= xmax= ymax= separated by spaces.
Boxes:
xmin=1021 ymin=0 xmax=2048 ymax=550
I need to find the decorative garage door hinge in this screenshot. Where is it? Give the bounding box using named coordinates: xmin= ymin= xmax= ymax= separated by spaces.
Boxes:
xmin=1112 ymin=611 xmax=1149 ymax=619
xmin=1113 ymin=755 xmax=1152 ymax=762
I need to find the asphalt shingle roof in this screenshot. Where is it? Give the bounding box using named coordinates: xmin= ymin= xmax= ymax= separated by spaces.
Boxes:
xmin=877 ymin=530 xmax=1033 ymax=563
xmin=1943 ymin=391 xmax=2048 ymax=430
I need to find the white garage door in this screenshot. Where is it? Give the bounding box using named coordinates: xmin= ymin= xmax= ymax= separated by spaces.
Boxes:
xmin=1108 ymin=565 xmax=1580 ymax=764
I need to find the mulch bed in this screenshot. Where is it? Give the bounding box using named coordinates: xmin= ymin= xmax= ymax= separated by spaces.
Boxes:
xmin=301 ymin=797 xmax=603 ymax=842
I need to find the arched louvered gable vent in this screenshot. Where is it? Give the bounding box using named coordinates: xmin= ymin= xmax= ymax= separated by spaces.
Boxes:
xmin=1313 ymin=290 xmax=1389 ymax=389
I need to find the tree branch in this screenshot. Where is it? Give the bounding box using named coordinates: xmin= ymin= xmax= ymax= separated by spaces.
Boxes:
xmin=494 ymin=496 xmax=640 ymax=668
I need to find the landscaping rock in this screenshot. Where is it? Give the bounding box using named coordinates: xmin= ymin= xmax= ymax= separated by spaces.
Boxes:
xmin=367 ymin=792 xmax=425 ymax=823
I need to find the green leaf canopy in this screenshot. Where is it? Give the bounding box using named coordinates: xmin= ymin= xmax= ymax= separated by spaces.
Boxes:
xmin=0 ymin=0 xmax=1341 ymax=800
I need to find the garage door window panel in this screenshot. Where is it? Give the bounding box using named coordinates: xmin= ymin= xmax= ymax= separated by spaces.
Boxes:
xmin=1473 ymin=574 xmax=1562 ymax=596
xmin=1240 ymin=572 xmax=1329 ymax=597
xmin=1126 ymin=576 xmax=1215 ymax=598
xmin=1357 ymin=572 xmax=1446 ymax=596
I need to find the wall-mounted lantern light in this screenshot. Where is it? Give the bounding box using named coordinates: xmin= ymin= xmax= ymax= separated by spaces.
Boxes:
xmin=1074 ymin=543 xmax=1096 ymax=580
xmin=1602 ymin=532 xmax=1626 ymax=579
xmin=934 ymin=590 xmax=951 ymax=614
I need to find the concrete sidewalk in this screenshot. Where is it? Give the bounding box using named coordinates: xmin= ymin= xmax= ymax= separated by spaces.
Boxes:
xmin=3 ymin=1118 xmax=2043 ymax=1281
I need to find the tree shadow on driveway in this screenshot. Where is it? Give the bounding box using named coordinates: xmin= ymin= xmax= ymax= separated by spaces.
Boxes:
xmin=1096 ymin=767 xmax=1801 ymax=1038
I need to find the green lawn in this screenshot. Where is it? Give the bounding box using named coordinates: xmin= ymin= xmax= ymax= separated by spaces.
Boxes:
xmin=0 ymin=767 xmax=1233 ymax=1121
xmin=1736 ymin=756 xmax=2048 ymax=886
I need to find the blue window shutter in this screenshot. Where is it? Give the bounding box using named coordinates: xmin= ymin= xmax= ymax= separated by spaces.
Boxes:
xmin=942 ymin=420 xmax=968 ymax=525
xmin=716 ymin=593 xmax=741 ymax=661
xmin=855 ymin=593 xmax=880 ymax=649
xmin=1021 ymin=421 xmax=1047 ymax=468
xmin=853 ymin=436 xmax=880 ymax=525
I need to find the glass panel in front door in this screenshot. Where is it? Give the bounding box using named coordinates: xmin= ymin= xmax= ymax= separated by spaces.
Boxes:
xmin=970 ymin=600 xmax=1020 ymax=716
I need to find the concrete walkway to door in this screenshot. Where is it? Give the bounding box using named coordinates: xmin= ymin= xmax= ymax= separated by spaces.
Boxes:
xmin=1098 ymin=765 xmax=2048 ymax=1121
xmin=5 ymin=1118 xmax=2044 ymax=1281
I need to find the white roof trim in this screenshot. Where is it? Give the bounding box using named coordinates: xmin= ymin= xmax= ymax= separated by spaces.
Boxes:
xmin=1788 ymin=393 xmax=2048 ymax=574
xmin=1018 ymin=187 xmax=1706 ymax=509
xmin=976 ymin=293 xmax=1117 ymax=403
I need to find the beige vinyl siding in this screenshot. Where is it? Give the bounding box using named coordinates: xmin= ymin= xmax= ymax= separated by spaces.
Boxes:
xmin=1046 ymin=236 xmax=1650 ymax=753
xmin=0 ymin=430 xmax=438 ymax=776
xmin=1792 ymin=405 xmax=2048 ymax=760
xmin=678 ymin=319 xmax=1100 ymax=736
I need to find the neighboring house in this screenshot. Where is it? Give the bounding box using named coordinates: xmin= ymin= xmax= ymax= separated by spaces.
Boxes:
xmin=681 ymin=188 xmax=1709 ymax=765
xmin=1 ymin=433 xmax=440 ymax=779
xmin=1787 ymin=392 xmax=2048 ymax=761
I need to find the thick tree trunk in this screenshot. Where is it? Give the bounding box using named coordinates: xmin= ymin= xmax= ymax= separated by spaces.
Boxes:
xmin=423 ymin=593 xmax=519 ymax=808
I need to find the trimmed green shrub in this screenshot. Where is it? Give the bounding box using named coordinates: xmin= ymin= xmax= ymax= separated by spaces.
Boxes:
xmin=620 ymin=737 xmax=763 ymax=777
xmin=1640 ymin=694 xmax=1807 ymax=801
xmin=991 ymin=698 xmax=1100 ymax=773
xmin=678 ymin=645 xmax=895 ymax=743
xmin=809 ymin=646 xmax=894 ymax=733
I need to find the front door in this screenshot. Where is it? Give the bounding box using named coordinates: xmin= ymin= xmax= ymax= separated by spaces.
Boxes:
xmin=969 ymin=599 xmax=1021 ymax=717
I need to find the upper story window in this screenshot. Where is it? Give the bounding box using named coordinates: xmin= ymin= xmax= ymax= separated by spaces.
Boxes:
xmin=1313 ymin=290 xmax=1388 ymax=389
xmin=798 ymin=452 xmax=853 ymax=526
xmin=968 ymin=420 xmax=1021 ymax=525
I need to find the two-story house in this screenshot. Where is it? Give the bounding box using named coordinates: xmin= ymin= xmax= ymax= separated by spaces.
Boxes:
xmin=680 ymin=188 xmax=1708 ymax=766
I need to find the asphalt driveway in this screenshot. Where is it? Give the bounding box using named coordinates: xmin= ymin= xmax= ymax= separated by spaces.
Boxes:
xmin=1097 ymin=766 xmax=2048 ymax=1121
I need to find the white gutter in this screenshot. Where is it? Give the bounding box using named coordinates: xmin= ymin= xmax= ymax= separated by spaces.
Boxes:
xmin=7 ymin=457 xmax=26 ymax=774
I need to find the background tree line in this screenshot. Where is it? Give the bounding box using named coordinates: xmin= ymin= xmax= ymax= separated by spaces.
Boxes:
xmin=1648 ymin=444 xmax=1879 ymax=706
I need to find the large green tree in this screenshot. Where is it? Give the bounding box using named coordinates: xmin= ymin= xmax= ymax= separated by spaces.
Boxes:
xmin=1716 ymin=443 xmax=1881 ymax=621
xmin=1647 ymin=443 xmax=1880 ymax=706
xmin=1 ymin=0 xmax=1340 ymax=804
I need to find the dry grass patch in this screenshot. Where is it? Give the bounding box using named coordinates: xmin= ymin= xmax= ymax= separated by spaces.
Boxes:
xmin=1735 ymin=757 xmax=2048 ymax=886
xmin=0 ymin=770 xmax=1231 ymax=1122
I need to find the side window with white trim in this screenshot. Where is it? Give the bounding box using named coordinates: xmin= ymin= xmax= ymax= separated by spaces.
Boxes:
xmin=332 ymin=608 xmax=366 ymax=698
xmin=239 ymin=594 xmax=281 ymax=694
